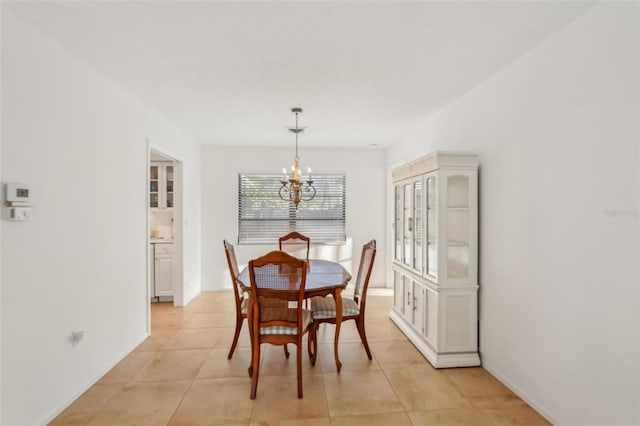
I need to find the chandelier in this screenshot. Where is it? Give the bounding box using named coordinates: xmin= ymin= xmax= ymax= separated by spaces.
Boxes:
xmin=279 ymin=107 xmax=316 ymax=209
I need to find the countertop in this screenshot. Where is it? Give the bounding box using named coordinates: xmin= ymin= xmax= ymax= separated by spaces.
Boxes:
xmin=150 ymin=238 xmax=174 ymax=244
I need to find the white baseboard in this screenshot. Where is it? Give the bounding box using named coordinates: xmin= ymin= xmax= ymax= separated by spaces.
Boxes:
xmin=482 ymin=359 xmax=559 ymax=425
xmin=390 ymin=307 xmax=558 ymax=423
xmin=38 ymin=333 xmax=148 ymax=425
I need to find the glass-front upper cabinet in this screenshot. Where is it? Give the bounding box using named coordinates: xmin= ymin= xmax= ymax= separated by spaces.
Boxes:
xmin=426 ymin=174 xmax=437 ymax=279
xmin=150 ymin=162 xmax=174 ymax=210
xmin=391 ymin=152 xmax=477 ymax=286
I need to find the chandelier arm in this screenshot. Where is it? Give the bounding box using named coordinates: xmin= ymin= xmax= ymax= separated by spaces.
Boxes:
xmin=279 ymin=185 xmax=290 ymax=201
xmin=301 ymin=184 xmax=316 ymax=201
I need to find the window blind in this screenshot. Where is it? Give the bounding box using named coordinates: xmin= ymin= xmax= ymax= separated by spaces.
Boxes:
xmin=238 ymin=173 xmax=346 ymax=244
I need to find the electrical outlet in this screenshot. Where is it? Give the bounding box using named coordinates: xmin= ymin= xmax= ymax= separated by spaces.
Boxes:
xmin=70 ymin=331 xmax=84 ymax=346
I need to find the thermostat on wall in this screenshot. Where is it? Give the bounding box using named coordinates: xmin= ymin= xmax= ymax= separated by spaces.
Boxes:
xmin=3 ymin=182 xmax=33 ymax=221
xmin=5 ymin=182 xmax=31 ymax=205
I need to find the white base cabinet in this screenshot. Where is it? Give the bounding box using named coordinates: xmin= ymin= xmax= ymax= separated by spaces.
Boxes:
xmin=390 ymin=268 xmax=479 ymax=368
xmin=390 ymin=152 xmax=480 ymax=368
xmin=151 ymin=242 xmax=175 ymax=300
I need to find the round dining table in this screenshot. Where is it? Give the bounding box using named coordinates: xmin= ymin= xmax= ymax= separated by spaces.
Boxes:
xmin=237 ymin=259 xmax=352 ymax=372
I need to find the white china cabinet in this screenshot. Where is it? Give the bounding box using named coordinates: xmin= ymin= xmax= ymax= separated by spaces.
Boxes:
xmin=390 ymin=151 xmax=480 ymax=368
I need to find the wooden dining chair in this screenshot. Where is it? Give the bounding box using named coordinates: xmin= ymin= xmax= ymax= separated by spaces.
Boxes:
xmin=223 ymin=240 xmax=249 ymax=359
xmin=248 ymin=250 xmax=317 ymax=399
xmin=278 ymin=231 xmax=310 ymax=262
xmin=310 ymin=240 xmax=377 ymax=360
xmin=224 ymin=240 xmax=290 ymax=360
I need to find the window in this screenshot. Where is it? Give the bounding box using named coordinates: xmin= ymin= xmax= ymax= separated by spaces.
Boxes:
xmin=238 ymin=173 xmax=346 ymax=244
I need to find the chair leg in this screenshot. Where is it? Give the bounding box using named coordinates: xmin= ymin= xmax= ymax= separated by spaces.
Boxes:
xmin=313 ymin=322 xmax=319 ymax=363
xmin=297 ymin=338 xmax=303 ymax=398
xmin=250 ymin=343 xmax=260 ymax=399
xmin=284 ymin=344 xmax=290 ymax=358
xmin=308 ymin=323 xmax=317 ymax=366
xmin=227 ymin=315 xmax=244 ymax=359
xmin=356 ymin=317 xmax=373 ymax=360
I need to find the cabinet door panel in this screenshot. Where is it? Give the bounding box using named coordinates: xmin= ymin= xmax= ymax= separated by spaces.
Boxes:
xmin=155 ymin=254 xmax=174 ymax=296
xmin=150 ymin=165 xmax=160 ymax=208
xmin=149 ymin=244 xmax=155 ymax=298
xmin=413 ymin=179 xmax=423 ymax=273
xmin=402 ymin=275 xmax=413 ymax=323
xmin=393 ymin=270 xmax=404 ymax=314
xmin=165 ymin=165 xmax=174 ymax=208
xmin=445 ymin=174 xmax=471 ymax=282
xmin=425 ymin=287 xmax=438 ymax=348
xmin=425 ymin=175 xmax=437 ymax=279
xmin=394 ymin=186 xmax=402 ymax=262
xmin=442 ymin=292 xmax=477 ymax=352
xmin=411 ymin=281 xmax=424 ymax=333
xmin=402 ymin=183 xmax=412 ymax=266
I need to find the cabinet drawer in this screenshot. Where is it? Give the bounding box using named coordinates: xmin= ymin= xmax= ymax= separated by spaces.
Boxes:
xmin=154 ymin=243 xmax=174 ymax=254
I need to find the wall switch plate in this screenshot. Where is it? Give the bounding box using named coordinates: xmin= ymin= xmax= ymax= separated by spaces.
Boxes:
xmin=2 ymin=206 xmax=32 ymax=221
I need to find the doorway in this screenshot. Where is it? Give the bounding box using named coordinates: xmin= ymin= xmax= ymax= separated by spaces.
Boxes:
xmin=146 ymin=145 xmax=184 ymax=334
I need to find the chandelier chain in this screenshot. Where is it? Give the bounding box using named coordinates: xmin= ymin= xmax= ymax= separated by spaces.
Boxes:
xmin=278 ymin=107 xmax=316 ymax=209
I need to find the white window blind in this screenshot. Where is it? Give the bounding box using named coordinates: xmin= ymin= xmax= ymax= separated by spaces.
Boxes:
xmin=238 ymin=173 xmax=346 ymax=244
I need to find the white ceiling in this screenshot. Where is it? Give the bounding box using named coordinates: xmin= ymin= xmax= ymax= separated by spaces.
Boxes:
xmin=5 ymin=1 xmax=595 ymax=148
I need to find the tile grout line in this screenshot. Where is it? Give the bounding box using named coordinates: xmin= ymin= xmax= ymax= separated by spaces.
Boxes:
xmin=164 ymin=378 xmax=196 ymax=426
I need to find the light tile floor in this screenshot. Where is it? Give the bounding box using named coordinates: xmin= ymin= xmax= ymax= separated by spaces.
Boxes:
xmin=50 ymin=291 xmax=550 ymax=425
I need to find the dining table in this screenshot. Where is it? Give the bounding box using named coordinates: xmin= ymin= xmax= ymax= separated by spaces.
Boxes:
xmin=237 ymin=258 xmax=352 ymax=372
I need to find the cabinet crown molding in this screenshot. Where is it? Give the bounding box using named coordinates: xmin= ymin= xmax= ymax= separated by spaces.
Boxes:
xmin=392 ymin=151 xmax=478 ymax=181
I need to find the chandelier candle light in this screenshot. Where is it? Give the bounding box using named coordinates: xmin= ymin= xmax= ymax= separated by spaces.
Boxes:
xmin=279 ymin=107 xmax=316 ymax=208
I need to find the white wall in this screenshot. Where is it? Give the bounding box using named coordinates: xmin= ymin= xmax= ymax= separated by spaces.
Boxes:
xmin=387 ymin=3 xmax=639 ymax=425
xmin=0 ymin=5 xmax=3 ymax=422
xmin=201 ymin=146 xmax=386 ymax=292
xmin=0 ymin=11 xmax=201 ymax=425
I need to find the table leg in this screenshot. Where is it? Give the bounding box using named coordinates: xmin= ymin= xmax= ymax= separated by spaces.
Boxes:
xmin=333 ymin=288 xmax=343 ymax=373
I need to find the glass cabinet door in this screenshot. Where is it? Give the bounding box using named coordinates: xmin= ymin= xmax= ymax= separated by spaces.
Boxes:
xmin=394 ymin=185 xmax=402 ymax=262
xmin=426 ymin=175 xmax=437 ymax=278
xmin=446 ymin=175 xmax=470 ymax=279
xmin=403 ymin=183 xmax=412 ymax=266
xmin=150 ymin=165 xmax=159 ymax=208
xmin=165 ymin=166 xmax=174 ymax=208
xmin=413 ymin=179 xmax=423 ymax=273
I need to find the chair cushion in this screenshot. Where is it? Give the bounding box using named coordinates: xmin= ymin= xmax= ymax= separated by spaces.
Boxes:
xmin=260 ymin=309 xmax=313 ymax=335
xmin=310 ymin=296 xmax=360 ymax=319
